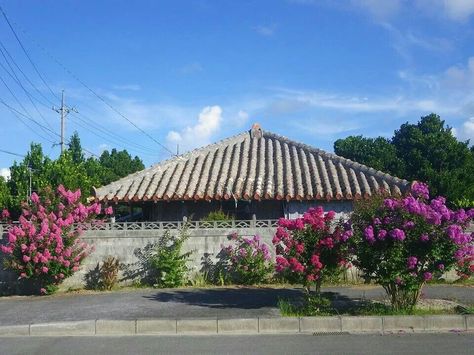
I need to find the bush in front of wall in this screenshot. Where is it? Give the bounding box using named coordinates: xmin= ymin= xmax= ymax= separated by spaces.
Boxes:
xmin=99 ymin=256 xmax=120 ymax=290
xmin=350 ymin=182 xmax=474 ymax=311
xmin=147 ymin=226 xmax=193 ymax=288
xmin=0 ymin=185 xmax=110 ymax=295
xmin=219 ymin=233 xmax=273 ymax=285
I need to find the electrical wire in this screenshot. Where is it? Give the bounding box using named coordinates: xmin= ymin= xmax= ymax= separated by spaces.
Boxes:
xmin=0 ymin=5 xmax=59 ymax=101
xmin=0 ymin=5 xmax=175 ymax=156
xmin=0 ymin=148 xmax=24 ymax=157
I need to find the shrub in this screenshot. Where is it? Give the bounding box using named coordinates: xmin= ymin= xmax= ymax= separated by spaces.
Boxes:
xmin=220 ymin=233 xmax=273 ymax=285
xmin=0 ymin=186 xmax=109 ymax=294
xmin=350 ymin=182 xmax=474 ymax=311
xmin=201 ymin=210 xmax=234 ymax=222
xmin=147 ymin=227 xmax=193 ymax=288
xmin=272 ymin=207 xmax=352 ymax=294
xmin=99 ymin=256 xmax=120 ymax=290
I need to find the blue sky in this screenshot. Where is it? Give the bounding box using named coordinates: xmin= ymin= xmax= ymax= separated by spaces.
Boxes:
xmin=1 ymin=0 xmax=474 ymax=177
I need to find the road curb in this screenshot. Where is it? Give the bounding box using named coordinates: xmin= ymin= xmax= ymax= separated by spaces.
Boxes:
xmin=0 ymin=315 xmax=472 ymax=337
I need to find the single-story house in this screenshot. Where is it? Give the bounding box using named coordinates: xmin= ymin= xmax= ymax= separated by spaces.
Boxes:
xmin=93 ymin=124 xmax=410 ymax=221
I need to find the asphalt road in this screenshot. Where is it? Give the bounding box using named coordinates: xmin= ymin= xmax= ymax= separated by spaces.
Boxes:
xmin=0 ymin=333 xmax=473 ymax=355
xmin=0 ymin=285 xmax=472 ymax=326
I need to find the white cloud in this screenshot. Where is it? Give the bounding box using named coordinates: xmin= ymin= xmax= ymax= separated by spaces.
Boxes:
xmin=166 ymin=106 xmax=223 ymax=152
xmin=237 ymin=110 xmax=249 ymax=125
xmin=271 ymin=87 xmax=453 ymax=115
xmin=442 ymin=57 xmax=474 ymax=89
xmin=254 ymin=25 xmax=276 ymax=36
xmin=416 ymin=0 xmax=474 ymax=21
xmin=351 ymin=0 xmax=402 ymax=20
xmin=459 ymin=117 xmax=474 ymax=142
xmin=0 ymin=168 xmax=10 ymax=180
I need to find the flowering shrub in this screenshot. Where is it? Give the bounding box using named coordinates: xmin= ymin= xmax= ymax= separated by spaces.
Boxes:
xmin=220 ymin=233 xmax=273 ymax=285
xmin=0 ymin=186 xmax=108 ymax=294
xmin=272 ymin=207 xmax=352 ymax=293
xmin=351 ymin=182 xmax=474 ymax=311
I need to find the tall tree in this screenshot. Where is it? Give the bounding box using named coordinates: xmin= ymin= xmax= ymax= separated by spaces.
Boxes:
xmin=392 ymin=114 xmax=474 ymax=201
xmin=334 ymin=114 xmax=474 ymax=203
xmin=334 ymin=136 xmax=404 ymax=175
xmin=67 ymin=131 xmax=85 ymax=164
xmin=8 ymin=143 xmax=51 ymax=209
xmin=0 ymin=176 xmax=11 ymax=209
xmin=99 ymin=148 xmax=145 ymax=185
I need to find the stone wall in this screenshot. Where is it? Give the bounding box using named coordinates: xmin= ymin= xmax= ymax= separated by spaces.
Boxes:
xmin=0 ymin=224 xmax=280 ymax=291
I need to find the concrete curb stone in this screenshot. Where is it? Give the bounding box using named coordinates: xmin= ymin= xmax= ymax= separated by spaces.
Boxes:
xmin=96 ymin=320 xmax=136 ymax=335
xmin=0 ymin=324 xmax=30 ymax=336
xmin=30 ymin=320 xmax=95 ymax=336
xmin=218 ymin=318 xmax=258 ymax=334
xmin=341 ymin=316 xmax=382 ymax=333
xmin=0 ymin=315 xmax=472 ymax=337
xmin=177 ymin=319 xmax=217 ymax=334
xmin=299 ymin=316 xmax=341 ymax=333
xmin=258 ymin=317 xmax=300 ymax=333
xmin=137 ymin=319 xmax=177 ymax=334
xmin=424 ymin=315 xmax=466 ymax=331
xmin=382 ymin=316 xmax=425 ymax=332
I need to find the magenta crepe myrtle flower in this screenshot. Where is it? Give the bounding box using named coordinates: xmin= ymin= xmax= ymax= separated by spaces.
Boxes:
xmin=273 ymin=206 xmax=352 ymax=290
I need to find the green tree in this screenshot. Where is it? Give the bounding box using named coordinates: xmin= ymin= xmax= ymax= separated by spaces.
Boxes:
xmin=334 ymin=135 xmax=404 ymax=175
xmin=334 ymin=114 xmax=474 ymax=202
xmin=43 ymin=152 xmax=100 ymax=198
xmin=99 ymin=148 xmax=144 ymax=185
xmin=8 ymin=143 xmax=51 ymax=210
xmin=67 ymin=131 xmax=85 ymax=164
xmin=392 ymin=114 xmax=474 ymax=201
xmin=0 ymin=176 xmax=11 ymax=209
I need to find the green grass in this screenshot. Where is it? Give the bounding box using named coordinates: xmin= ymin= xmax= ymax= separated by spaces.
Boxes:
xmin=278 ymin=295 xmax=460 ymax=317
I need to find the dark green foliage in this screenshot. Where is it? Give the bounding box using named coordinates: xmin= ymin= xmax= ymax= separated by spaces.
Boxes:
xmin=0 ymin=176 xmax=11 ymax=209
xmin=334 ymin=135 xmax=404 ymax=174
xmin=201 ymin=210 xmax=234 ymax=222
xmin=334 ymin=114 xmax=474 ymax=203
xmin=3 ymin=133 xmax=145 ymax=212
xmin=68 ymin=132 xmax=85 ymax=164
xmin=98 ymin=149 xmax=145 ymax=186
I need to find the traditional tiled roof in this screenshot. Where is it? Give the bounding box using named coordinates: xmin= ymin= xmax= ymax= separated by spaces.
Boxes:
xmin=93 ymin=124 xmax=410 ymax=202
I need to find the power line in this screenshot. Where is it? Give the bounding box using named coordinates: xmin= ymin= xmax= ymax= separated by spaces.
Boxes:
xmin=0 ymin=96 xmax=58 ymax=142
xmin=0 ymin=40 xmax=56 ymax=106
xmin=0 ymin=7 xmax=175 ymax=156
xmin=0 ymin=4 xmax=59 ymax=101
xmin=0 ymin=148 xmax=24 ymax=157
xmin=0 ymin=75 xmax=58 ymax=140
xmin=0 ymin=44 xmax=55 ymax=130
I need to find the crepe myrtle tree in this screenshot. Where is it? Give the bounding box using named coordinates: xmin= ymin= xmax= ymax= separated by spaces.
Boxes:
xmin=0 ymin=185 xmax=113 ymax=294
xmin=272 ymin=207 xmax=353 ymax=294
xmin=350 ymin=182 xmax=474 ymax=311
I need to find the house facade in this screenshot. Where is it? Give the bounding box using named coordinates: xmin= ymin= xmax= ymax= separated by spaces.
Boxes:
xmin=93 ymin=124 xmax=410 ymax=221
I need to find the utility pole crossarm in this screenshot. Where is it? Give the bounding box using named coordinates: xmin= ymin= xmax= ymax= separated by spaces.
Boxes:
xmin=52 ymin=90 xmax=77 ymax=154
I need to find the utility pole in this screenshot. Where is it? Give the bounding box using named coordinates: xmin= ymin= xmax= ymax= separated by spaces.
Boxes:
xmin=52 ymin=90 xmax=76 ymax=154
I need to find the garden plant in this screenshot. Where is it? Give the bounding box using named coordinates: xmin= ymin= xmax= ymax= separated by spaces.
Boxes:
xmin=0 ymin=186 xmax=110 ymax=294
xmin=219 ymin=233 xmax=273 ymax=285
xmin=272 ymin=207 xmax=353 ymax=294
xmin=350 ymin=182 xmax=474 ymax=311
